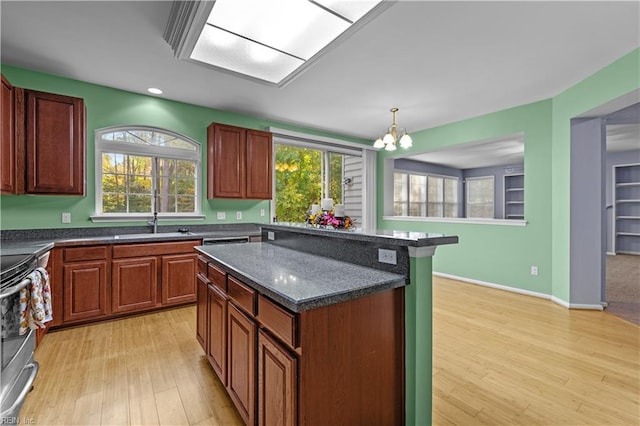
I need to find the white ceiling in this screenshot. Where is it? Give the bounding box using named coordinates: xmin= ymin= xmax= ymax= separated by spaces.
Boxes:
xmin=1 ymin=1 xmax=639 ymax=142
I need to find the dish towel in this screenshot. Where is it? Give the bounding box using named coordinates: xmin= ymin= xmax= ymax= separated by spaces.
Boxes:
xmin=19 ymin=267 xmax=53 ymax=335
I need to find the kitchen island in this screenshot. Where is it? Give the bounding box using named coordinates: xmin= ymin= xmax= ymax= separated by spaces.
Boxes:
xmin=196 ymin=224 xmax=458 ymax=425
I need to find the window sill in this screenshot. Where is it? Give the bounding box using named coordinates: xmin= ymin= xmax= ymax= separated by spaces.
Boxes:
xmin=90 ymin=214 xmax=206 ymax=223
xmin=383 ymin=216 xmax=528 ymax=227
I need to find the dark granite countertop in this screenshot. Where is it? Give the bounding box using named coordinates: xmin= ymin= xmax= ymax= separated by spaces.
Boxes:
xmin=0 ymin=241 xmax=55 ymax=258
xmin=263 ymin=223 xmax=458 ymax=247
xmin=0 ymin=224 xmax=262 ymax=249
xmin=196 ymin=243 xmax=406 ymax=312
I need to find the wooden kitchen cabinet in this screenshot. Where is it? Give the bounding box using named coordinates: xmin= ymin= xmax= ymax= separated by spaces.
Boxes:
xmin=258 ymin=330 xmax=297 ymax=426
xmin=207 ymin=123 xmax=272 ymax=199
xmin=24 ymin=89 xmax=85 ymax=195
xmin=63 ymin=260 xmax=109 ymax=323
xmin=196 ymin=272 xmax=208 ymax=351
xmin=1 ymin=74 xmax=16 ymax=194
xmin=196 ymin=259 xmax=404 ymax=425
xmin=227 ymin=302 xmax=257 ymax=426
xmin=112 ymin=257 xmax=158 ymax=313
xmin=161 ymin=253 xmax=197 ymax=305
xmin=208 ymin=283 xmax=228 ymax=385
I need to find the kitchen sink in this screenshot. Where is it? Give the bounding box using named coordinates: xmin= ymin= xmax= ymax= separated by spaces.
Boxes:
xmin=113 ymin=232 xmax=196 ymax=240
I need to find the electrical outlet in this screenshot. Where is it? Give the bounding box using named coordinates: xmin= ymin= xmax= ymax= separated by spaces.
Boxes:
xmin=531 ymin=265 xmax=538 ymax=276
xmin=217 ymin=212 xmax=226 ymax=220
xmin=260 ymin=208 xmax=265 ymax=217
xmin=236 ymin=211 xmax=242 ymax=220
xmin=61 ymin=212 xmax=71 ymax=224
xmin=267 ymin=231 xmax=275 ymax=241
xmin=378 ymin=248 xmax=397 ymax=265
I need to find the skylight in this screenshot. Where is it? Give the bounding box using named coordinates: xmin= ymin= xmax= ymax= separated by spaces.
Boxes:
xmin=188 ymin=0 xmax=383 ymax=85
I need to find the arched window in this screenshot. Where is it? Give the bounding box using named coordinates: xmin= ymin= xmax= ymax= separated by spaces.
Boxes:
xmin=94 ymin=126 xmax=201 ymax=220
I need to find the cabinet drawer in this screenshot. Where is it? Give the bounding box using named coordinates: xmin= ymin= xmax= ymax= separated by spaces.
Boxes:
xmin=208 ymin=263 xmax=227 ymax=292
xmin=64 ymin=246 xmax=107 ymax=262
xmin=258 ymin=295 xmax=297 ymax=349
xmin=197 ymin=256 xmax=208 ymax=276
xmin=228 ymin=276 xmax=255 ymax=315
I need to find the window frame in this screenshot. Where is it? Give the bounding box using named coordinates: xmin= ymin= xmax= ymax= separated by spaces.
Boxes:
xmin=92 ymin=125 xmax=203 ymax=222
xmin=465 ymin=175 xmax=495 ymax=219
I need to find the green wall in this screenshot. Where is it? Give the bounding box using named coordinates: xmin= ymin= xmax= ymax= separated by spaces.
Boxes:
xmin=550 ymin=48 xmax=640 ymax=302
xmin=378 ymin=48 xmax=640 ymax=302
xmin=378 ymin=100 xmax=554 ymax=296
xmin=0 ymin=65 xmax=367 ymax=230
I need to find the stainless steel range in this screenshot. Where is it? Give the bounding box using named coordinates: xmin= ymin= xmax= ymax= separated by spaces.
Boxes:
xmin=0 ymin=251 xmax=47 ymax=421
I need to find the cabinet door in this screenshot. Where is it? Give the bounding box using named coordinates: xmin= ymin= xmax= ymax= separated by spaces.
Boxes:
xmin=25 ymin=90 xmax=85 ymax=195
xmin=245 ymin=129 xmax=272 ymax=199
xmin=1 ymin=74 xmax=15 ymax=194
xmin=112 ymin=257 xmax=158 ymax=313
xmin=196 ymin=274 xmax=208 ymax=351
xmin=63 ymin=261 xmax=108 ymax=322
xmin=258 ymin=330 xmax=297 ymax=426
xmin=208 ymin=123 xmax=246 ymax=198
xmin=208 ymin=284 xmax=228 ymax=385
xmin=161 ymin=253 xmax=197 ymax=305
xmin=227 ymin=302 xmax=256 ymax=425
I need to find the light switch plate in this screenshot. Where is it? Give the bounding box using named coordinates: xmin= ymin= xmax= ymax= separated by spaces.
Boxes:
xmin=217 ymin=212 xmax=226 ymax=220
xmin=61 ymin=212 xmax=71 ymax=224
xmin=236 ymin=211 xmax=242 ymax=220
xmin=260 ymin=208 xmax=265 ymax=217
xmin=267 ymin=231 xmax=275 ymax=241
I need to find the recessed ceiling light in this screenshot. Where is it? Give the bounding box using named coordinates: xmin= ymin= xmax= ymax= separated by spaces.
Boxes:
xmin=147 ymin=87 xmax=163 ymax=95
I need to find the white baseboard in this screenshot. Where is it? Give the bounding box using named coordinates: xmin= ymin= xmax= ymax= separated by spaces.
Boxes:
xmin=433 ymin=272 xmax=604 ymax=311
xmin=606 ymin=252 xmax=616 ymax=256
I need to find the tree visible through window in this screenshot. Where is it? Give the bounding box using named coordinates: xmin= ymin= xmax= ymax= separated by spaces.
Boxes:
xmin=96 ymin=127 xmax=200 ymax=216
xmin=466 ymin=176 xmax=494 ymax=218
xmin=395 ymin=172 xmax=458 ymax=217
xmin=274 ymin=144 xmax=359 ymax=223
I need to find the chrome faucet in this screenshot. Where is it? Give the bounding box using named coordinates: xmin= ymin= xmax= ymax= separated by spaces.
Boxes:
xmin=148 ymin=211 xmax=158 ymax=233
xmin=148 ymin=190 xmax=158 ymax=233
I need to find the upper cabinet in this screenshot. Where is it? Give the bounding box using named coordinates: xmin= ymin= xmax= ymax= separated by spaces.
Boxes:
xmin=1 ymin=74 xmax=16 ymax=194
xmin=23 ymin=89 xmax=86 ymax=195
xmin=0 ymin=74 xmax=86 ymax=196
xmin=207 ymin=123 xmax=272 ymax=199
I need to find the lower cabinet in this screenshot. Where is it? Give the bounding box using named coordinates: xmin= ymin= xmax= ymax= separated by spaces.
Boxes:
xmin=112 ymin=257 xmax=158 ymax=313
xmin=196 ymin=273 xmax=208 ymax=350
xmin=258 ymin=330 xmax=297 ymax=426
xmin=208 ymin=283 xmax=228 ymax=384
xmin=53 ymin=240 xmax=200 ymax=328
xmin=63 ymin=260 xmax=109 ymax=322
xmin=197 ymin=258 xmax=404 ymax=425
xmin=161 ymin=253 xmax=197 ymax=305
xmin=227 ymin=302 xmax=256 ymax=426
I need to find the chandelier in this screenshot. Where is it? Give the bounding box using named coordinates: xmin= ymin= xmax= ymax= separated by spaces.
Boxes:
xmin=373 ymin=107 xmax=412 ymax=151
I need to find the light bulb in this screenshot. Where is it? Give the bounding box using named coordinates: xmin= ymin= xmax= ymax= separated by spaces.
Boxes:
xmin=385 ymin=142 xmax=397 ymax=151
xmin=382 ymin=133 xmax=395 ymax=145
xmin=399 ymin=133 xmax=413 ymax=148
xmin=373 ymin=137 xmax=385 ymax=148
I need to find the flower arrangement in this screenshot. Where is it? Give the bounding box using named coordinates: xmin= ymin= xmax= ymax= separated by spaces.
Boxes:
xmin=306 ymin=210 xmax=354 ymax=230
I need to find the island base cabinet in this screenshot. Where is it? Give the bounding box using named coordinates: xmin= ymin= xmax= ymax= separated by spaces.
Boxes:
xmin=258 ymin=330 xmax=297 ymax=426
xmin=196 ymin=274 xmax=208 ymax=351
xmin=227 ymin=302 xmax=256 ymax=426
xmin=208 ymin=284 xmax=228 ymax=385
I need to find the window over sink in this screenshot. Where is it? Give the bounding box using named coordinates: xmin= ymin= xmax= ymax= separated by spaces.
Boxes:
xmin=93 ymin=126 xmax=202 ymax=222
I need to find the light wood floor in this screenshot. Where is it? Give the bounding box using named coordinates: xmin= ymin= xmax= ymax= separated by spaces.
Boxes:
xmin=21 ymin=277 xmax=639 ymax=425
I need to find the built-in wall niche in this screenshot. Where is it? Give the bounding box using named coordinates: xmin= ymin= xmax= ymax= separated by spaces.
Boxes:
xmin=391 ymin=133 xmax=525 ymax=221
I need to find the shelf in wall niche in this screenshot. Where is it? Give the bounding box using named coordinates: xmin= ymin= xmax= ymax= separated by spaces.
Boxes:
xmin=614 ymin=163 xmax=640 ymax=255
xmin=616 ymin=182 xmax=640 ymax=187
xmin=616 ymin=232 xmax=640 ymax=237
xmin=506 ymin=201 xmax=524 ymax=205
xmin=616 ymin=199 xmax=640 ymax=203
xmin=616 ymin=216 xmax=640 ymax=220
xmin=506 ymin=188 xmax=524 ymax=192
xmin=506 ymin=215 xmax=524 ymax=219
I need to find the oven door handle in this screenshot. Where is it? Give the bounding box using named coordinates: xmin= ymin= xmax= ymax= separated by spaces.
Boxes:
xmin=0 ymin=277 xmax=31 ymax=301
xmin=0 ymin=361 xmax=39 ymax=419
